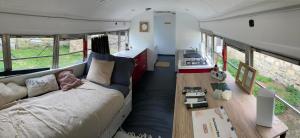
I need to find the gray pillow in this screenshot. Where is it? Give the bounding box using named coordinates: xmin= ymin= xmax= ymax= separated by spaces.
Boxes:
xmin=111 ymin=56 xmax=134 ymax=86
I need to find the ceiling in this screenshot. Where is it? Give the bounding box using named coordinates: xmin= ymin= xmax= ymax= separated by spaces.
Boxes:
xmin=0 ymin=0 xmax=299 ymax=21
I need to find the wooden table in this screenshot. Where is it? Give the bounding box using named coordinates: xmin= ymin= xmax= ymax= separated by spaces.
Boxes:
xmin=172 ymin=73 xmax=288 ymax=138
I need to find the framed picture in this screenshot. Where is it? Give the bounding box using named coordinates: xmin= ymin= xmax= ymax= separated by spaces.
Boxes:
xmin=235 ymin=61 xmax=257 ymax=94
xmin=140 ymin=22 xmax=149 ymax=32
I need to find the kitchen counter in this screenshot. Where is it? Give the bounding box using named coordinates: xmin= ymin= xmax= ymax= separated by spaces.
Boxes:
xmin=113 ymin=48 xmax=147 ymax=58
xmin=177 ymin=50 xmax=214 ymax=70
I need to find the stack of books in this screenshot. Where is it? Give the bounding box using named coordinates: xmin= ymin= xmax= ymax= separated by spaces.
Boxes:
xmin=182 ymin=87 xmax=208 ymax=109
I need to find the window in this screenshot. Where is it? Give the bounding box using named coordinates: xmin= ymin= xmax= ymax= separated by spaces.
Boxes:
xmin=201 ymin=33 xmax=206 ymax=57
xmin=214 ymin=37 xmax=223 ymax=70
xmin=206 ymin=35 xmax=213 ymax=63
xmin=120 ymin=31 xmax=129 ymax=52
xmin=226 ymin=46 xmax=245 ymax=77
xmin=59 ymin=39 xmax=84 ymax=68
xmin=88 ymin=30 xmax=129 ymax=55
xmin=0 ymin=37 xmax=3 ymax=72
xmin=253 ymin=51 xmax=300 ymax=112
xmin=10 ymin=37 xmax=53 ymax=70
xmin=107 ymin=32 xmax=119 ymax=54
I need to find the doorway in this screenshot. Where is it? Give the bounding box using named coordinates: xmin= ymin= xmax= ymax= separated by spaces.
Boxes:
xmin=154 ymin=12 xmax=176 ymax=55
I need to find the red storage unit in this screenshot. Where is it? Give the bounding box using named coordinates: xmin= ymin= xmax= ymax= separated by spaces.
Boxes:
xmin=132 ymin=49 xmax=147 ymax=85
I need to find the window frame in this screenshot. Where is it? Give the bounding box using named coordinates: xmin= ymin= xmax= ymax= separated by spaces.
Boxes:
xmin=58 ymin=36 xmax=85 ymax=68
xmin=87 ymin=30 xmax=129 ymax=54
xmin=9 ymin=35 xmax=55 ymax=71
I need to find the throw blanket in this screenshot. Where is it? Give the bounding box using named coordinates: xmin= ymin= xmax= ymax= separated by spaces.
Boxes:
xmin=0 ymin=80 xmax=124 ymax=138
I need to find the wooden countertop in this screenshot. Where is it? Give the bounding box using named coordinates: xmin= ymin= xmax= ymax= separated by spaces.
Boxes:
xmin=172 ymin=73 xmax=288 ymax=138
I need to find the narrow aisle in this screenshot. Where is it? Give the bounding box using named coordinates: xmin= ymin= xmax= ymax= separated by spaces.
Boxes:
xmin=122 ymin=55 xmax=176 ymax=138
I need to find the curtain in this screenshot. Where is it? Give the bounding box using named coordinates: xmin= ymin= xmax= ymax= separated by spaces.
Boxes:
xmin=222 ymin=43 xmax=227 ymax=71
xmin=91 ymin=34 xmax=110 ymax=54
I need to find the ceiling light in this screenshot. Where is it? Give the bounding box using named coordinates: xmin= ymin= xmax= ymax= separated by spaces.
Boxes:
xmin=145 ymin=8 xmax=152 ymax=11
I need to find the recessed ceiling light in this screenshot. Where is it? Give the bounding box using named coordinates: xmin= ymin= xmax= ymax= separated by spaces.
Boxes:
xmin=145 ymin=8 xmax=152 ymax=11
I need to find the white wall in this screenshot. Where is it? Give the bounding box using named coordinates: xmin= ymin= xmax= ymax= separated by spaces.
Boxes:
xmin=176 ymin=12 xmax=202 ymax=50
xmin=200 ymin=9 xmax=300 ymax=60
xmin=129 ymin=11 xmax=202 ymax=70
xmin=154 ymin=12 xmax=176 ymax=55
xmin=129 ymin=11 xmax=157 ymax=71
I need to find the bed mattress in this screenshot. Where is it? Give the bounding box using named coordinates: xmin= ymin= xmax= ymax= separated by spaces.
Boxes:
xmin=0 ymin=80 xmax=124 ymax=138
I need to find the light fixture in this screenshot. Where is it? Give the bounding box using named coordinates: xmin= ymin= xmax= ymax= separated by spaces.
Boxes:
xmin=145 ymin=8 xmax=152 ymax=11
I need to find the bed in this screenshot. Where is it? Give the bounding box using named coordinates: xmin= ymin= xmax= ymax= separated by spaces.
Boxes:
xmin=0 ymin=62 xmax=132 ymax=138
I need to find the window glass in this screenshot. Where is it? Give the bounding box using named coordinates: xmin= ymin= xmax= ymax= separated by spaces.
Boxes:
xmin=120 ymin=31 xmax=129 ymax=52
xmin=107 ymin=32 xmax=119 ymax=54
xmin=206 ymin=35 xmax=213 ymax=63
xmin=59 ymin=39 xmax=83 ymax=67
xmin=253 ymin=51 xmax=300 ymax=112
xmin=201 ymin=33 xmax=206 ymax=57
xmin=0 ymin=38 xmax=3 ymax=72
xmin=88 ymin=31 xmax=129 ymax=55
xmin=214 ymin=37 xmax=223 ymax=70
xmin=227 ymin=46 xmax=245 ymax=77
xmin=10 ymin=37 xmax=53 ymax=70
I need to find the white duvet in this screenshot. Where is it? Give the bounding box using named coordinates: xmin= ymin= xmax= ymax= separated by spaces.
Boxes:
xmin=0 ymin=80 xmax=124 ymax=138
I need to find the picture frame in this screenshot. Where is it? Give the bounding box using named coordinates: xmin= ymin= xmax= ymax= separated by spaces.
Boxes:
xmin=235 ymin=61 xmax=257 ymax=94
xmin=140 ymin=21 xmax=149 ymax=32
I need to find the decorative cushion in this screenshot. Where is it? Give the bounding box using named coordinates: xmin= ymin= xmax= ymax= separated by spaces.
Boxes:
xmin=56 ymin=70 xmax=83 ymax=91
xmin=25 ymin=74 xmax=59 ymax=97
xmin=111 ymin=56 xmax=134 ymax=86
xmin=6 ymin=82 xmax=28 ymax=99
xmin=86 ymin=52 xmax=134 ymax=86
xmin=0 ymin=83 xmax=16 ymax=107
xmin=86 ymin=58 xmax=115 ymax=86
xmin=85 ymin=52 xmax=114 ymax=74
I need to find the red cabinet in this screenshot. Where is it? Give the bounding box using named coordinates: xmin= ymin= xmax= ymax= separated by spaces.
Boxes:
xmin=132 ymin=49 xmax=147 ymax=85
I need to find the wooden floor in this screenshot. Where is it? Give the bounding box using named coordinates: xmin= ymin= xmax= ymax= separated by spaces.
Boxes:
xmin=172 ymin=73 xmax=288 ymax=138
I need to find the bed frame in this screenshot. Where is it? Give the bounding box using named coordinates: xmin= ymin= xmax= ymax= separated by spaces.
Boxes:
xmin=0 ymin=62 xmax=132 ymax=138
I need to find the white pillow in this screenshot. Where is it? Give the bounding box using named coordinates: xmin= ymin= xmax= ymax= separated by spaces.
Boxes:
xmin=25 ymin=74 xmax=59 ymax=97
xmin=7 ymin=82 xmax=27 ymax=99
xmin=0 ymin=83 xmax=20 ymax=107
xmin=87 ymin=58 xmax=115 ymax=86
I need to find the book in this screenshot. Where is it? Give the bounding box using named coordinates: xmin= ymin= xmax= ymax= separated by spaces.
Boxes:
xmin=192 ymin=107 xmax=237 ymax=138
xmin=185 ymin=92 xmax=206 ymax=98
xmin=185 ymin=97 xmax=208 ymax=109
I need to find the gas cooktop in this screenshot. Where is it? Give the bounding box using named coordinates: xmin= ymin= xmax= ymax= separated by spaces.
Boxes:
xmin=183 ymin=58 xmax=208 ymax=66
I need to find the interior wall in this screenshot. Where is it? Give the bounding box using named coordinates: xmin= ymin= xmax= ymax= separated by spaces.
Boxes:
xmin=176 ymin=12 xmax=201 ymax=50
xmin=154 ymin=12 xmax=176 ymax=55
xmin=200 ymin=9 xmax=300 ymax=60
xmin=0 ymin=13 xmax=130 ymax=35
xmin=129 ymin=11 xmax=157 ymax=71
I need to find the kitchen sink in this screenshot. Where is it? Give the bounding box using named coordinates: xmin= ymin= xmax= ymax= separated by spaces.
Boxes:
xmin=183 ymin=49 xmax=201 ymax=58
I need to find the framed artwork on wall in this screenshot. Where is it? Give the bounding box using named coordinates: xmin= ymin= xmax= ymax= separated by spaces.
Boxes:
xmin=140 ymin=22 xmax=149 ymax=32
xmin=236 ymin=61 xmax=257 ymax=94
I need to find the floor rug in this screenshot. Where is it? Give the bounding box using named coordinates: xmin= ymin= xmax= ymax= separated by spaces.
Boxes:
xmin=122 ymin=55 xmax=176 ymax=138
xmin=155 ymin=61 xmax=170 ymax=68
